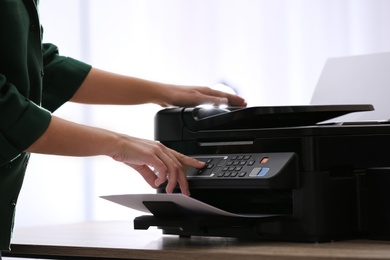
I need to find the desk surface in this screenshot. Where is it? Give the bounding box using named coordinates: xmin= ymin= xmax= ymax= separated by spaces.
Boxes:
xmin=4 ymin=221 xmax=390 ymax=260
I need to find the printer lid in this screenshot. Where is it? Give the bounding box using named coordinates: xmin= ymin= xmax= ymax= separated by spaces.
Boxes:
xmin=181 ymin=104 xmax=374 ymax=130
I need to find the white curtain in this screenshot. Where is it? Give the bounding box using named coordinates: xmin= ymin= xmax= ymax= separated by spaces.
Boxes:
xmin=15 ymin=0 xmax=390 ymax=227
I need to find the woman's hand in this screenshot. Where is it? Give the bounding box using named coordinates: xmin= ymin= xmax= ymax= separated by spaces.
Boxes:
xmin=110 ymin=134 xmax=205 ymax=195
xmin=157 ymin=85 xmax=247 ymax=108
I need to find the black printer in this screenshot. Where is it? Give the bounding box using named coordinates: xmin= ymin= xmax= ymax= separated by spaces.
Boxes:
xmin=133 ymin=105 xmax=390 ymax=242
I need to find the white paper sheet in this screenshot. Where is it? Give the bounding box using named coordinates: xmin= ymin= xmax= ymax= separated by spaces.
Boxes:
xmin=101 ymin=193 xmax=281 ymax=218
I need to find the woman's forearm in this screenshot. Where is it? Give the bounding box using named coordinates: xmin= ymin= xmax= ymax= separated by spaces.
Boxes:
xmin=26 ymin=115 xmax=118 ymax=157
xmin=70 ymin=68 xmax=168 ymax=105
xmin=70 ymin=67 xmax=247 ymax=107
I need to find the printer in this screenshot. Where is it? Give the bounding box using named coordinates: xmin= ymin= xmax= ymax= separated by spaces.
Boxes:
xmin=133 ymin=104 xmax=390 ymax=242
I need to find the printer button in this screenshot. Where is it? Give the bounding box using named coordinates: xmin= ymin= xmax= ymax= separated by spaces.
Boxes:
xmin=197 ymin=169 xmax=204 ymax=175
xmin=238 ymin=172 xmax=247 ymax=177
xmin=247 ymin=160 xmax=255 ymax=166
xmin=257 ymin=167 xmax=269 ymax=177
xmin=230 ymin=171 xmax=239 ymax=177
xmin=206 ymin=164 xmax=214 ymax=169
xmin=249 ymin=167 xmax=263 ymax=177
xmin=224 ymin=171 xmax=232 ymax=177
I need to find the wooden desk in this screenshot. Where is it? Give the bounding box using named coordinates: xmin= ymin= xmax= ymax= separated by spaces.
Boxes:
xmin=3 ymin=221 xmax=390 ymax=260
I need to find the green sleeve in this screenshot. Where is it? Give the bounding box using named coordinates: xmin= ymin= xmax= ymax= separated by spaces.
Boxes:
xmin=0 ymin=76 xmax=52 ymax=165
xmin=42 ymin=43 xmax=92 ymax=112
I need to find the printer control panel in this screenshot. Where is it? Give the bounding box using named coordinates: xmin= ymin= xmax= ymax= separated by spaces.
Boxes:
xmin=186 ymin=152 xmax=296 ymax=180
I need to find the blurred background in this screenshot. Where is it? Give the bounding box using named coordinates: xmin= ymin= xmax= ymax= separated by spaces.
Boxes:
xmin=15 ymin=0 xmax=390 ymax=228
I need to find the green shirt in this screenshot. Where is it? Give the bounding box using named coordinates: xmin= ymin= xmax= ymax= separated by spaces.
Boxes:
xmin=0 ymin=0 xmax=92 ymax=250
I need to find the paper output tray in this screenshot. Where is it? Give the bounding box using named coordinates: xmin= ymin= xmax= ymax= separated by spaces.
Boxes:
xmin=133 ymin=201 xmax=289 ymax=239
